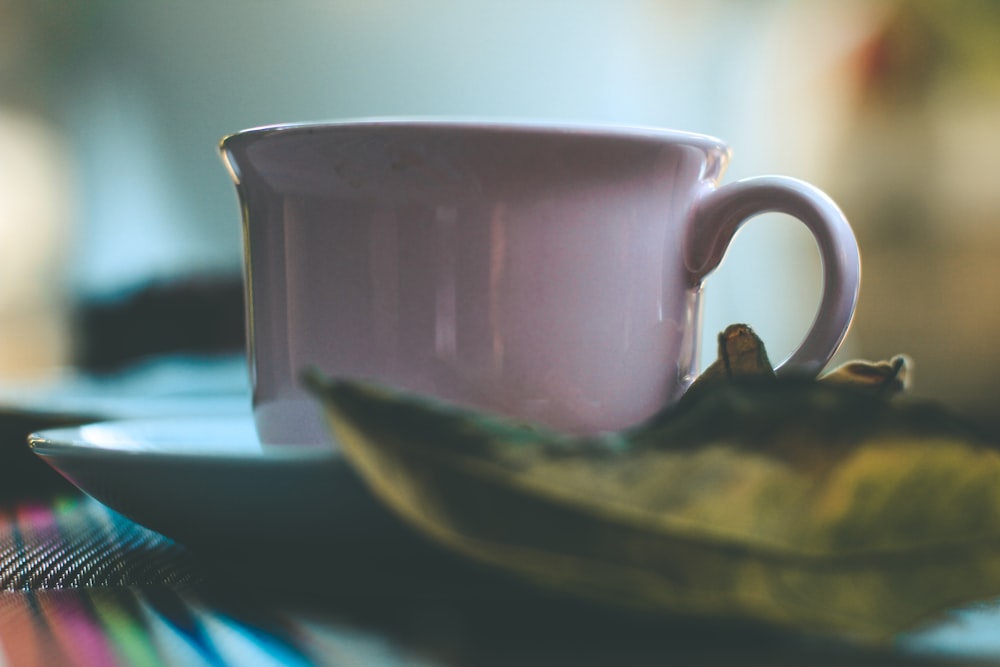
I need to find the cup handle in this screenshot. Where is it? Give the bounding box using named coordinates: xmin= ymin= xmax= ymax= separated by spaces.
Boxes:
xmin=685 ymin=175 xmax=861 ymax=377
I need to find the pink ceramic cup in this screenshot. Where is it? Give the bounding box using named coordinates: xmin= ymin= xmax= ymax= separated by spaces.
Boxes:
xmin=220 ymin=120 xmax=860 ymax=445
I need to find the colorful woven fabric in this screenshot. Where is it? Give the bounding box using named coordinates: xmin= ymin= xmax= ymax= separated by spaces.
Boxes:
xmin=0 ymin=497 xmax=199 ymax=591
xmin=0 ymin=497 xmax=425 ymax=666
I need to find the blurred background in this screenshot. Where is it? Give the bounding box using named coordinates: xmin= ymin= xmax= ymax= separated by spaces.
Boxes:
xmin=1 ymin=0 xmax=999 ymax=421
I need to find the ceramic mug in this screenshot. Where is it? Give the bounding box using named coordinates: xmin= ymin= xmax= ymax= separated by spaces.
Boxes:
xmin=220 ymin=120 xmax=860 ymax=444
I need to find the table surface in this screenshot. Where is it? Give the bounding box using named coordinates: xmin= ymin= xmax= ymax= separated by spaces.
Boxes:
xmin=0 ymin=364 xmax=998 ymax=666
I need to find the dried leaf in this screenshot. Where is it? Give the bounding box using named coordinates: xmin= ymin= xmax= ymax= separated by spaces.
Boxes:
xmin=820 ymin=355 xmax=912 ymax=396
xmin=302 ymin=331 xmax=997 ymax=642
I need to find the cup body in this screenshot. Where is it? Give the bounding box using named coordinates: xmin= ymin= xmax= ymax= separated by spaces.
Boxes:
xmin=222 ymin=120 xmax=732 ymax=443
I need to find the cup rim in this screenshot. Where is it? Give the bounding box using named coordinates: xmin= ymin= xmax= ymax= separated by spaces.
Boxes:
xmin=218 ymin=116 xmax=731 ymax=159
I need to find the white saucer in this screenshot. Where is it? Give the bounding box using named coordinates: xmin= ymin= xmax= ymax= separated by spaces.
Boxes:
xmin=28 ymin=414 xmax=398 ymax=548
